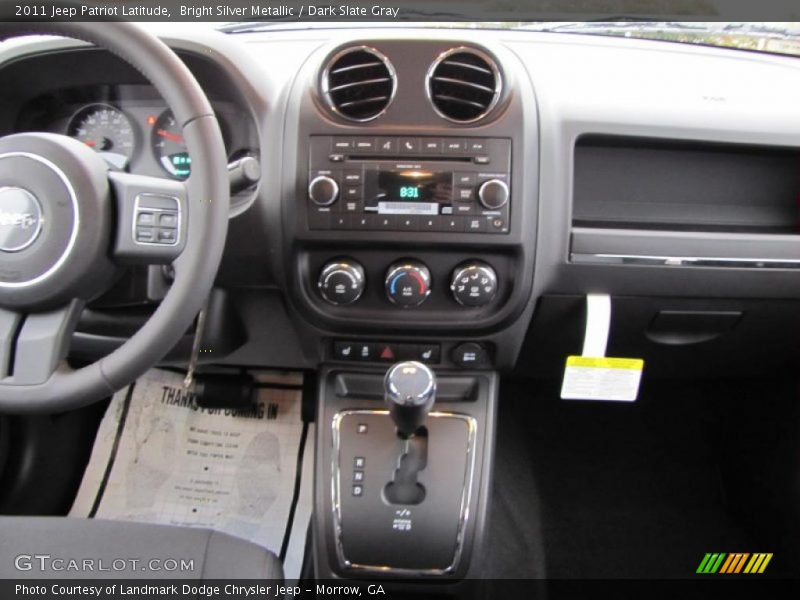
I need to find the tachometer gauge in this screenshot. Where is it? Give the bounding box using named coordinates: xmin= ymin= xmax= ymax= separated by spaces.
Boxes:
xmin=150 ymin=110 xmax=191 ymax=180
xmin=68 ymin=104 xmax=135 ymax=170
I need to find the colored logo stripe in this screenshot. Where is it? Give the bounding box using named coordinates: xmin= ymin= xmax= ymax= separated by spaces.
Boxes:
xmin=697 ymin=552 xmax=773 ymax=574
xmin=697 ymin=553 xmax=726 ymax=573
xmin=720 ymin=553 xmax=749 ymax=573
xmin=744 ymin=553 xmax=773 ymax=574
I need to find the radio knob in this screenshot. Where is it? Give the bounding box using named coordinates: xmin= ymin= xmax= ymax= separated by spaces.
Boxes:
xmin=477 ymin=179 xmax=509 ymax=210
xmin=308 ymin=175 xmax=339 ymax=207
xmin=385 ymin=261 xmax=432 ymax=307
xmin=318 ymin=260 xmax=365 ymax=305
xmin=450 ymin=262 xmax=498 ymax=307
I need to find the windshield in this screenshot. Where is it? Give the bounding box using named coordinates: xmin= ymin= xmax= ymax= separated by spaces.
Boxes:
xmin=220 ymin=21 xmax=800 ymax=59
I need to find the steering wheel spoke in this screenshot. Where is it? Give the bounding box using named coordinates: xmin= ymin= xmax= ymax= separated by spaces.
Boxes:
xmin=0 ymin=300 xmax=82 ymax=385
xmin=109 ymin=171 xmax=188 ymax=265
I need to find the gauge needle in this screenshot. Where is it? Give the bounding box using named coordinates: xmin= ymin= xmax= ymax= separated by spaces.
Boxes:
xmin=156 ymin=129 xmax=184 ymax=144
xmin=84 ymin=140 xmax=97 ymax=147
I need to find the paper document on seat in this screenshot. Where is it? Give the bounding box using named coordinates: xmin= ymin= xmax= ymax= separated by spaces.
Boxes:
xmin=71 ymin=369 xmax=305 ymax=576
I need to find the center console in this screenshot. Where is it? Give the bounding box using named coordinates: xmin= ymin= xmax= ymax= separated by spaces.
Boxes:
xmin=274 ymin=37 xmax=539 ymax=588
xmin=314 ymin=361 xmax=498 ymax=581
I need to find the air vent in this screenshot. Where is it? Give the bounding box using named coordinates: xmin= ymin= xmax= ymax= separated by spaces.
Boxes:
xmin=427 ymin=48 xmax=501 ymax=123
xmin=322 ymin=47 xmax=396 ymax=122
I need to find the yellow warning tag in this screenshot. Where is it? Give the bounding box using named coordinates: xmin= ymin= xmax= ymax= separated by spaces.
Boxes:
xmin=561 ymin=356 xmax=644 ymax=402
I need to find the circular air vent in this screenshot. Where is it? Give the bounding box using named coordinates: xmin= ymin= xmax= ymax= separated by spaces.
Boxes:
xmin=426 ymin=47 xmax=502 ymax=123
xmin=322 ymin=46 xmax=396 ymax=122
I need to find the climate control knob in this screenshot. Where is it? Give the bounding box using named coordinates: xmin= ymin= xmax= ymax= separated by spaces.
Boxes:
xmin=308 ymin=175 xmax=339 ymax=207
xmin=318 ymin=260 xmax=365 ymax=305
xmin=450 ymin=262 xmax=498 ymax=307
xmin=385 ymin=261 xmax=431 ymax=307
xmin=477 ymin=179 xmax=509 ymax=210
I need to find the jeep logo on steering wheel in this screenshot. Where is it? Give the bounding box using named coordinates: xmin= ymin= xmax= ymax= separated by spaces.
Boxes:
xmin=0 ymin=186 xmax=43 ymax=253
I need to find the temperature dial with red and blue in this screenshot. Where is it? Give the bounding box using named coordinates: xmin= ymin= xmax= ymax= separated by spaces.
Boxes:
xmin=385 ymin=261 xmax=432 ymax=307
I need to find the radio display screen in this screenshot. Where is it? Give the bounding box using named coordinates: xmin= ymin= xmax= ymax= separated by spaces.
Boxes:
xmin=377 ymin=169 xmax=452 ymax=202
xmin=365 ymin=168 xmax=453 ymax=215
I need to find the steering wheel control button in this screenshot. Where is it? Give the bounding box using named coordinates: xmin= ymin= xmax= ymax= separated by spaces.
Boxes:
xmin=0 ymin=186 xmax=44 ymax=253
xmin=135 ymin=227 xmax=154 ymax=243
xmin=318 ymin=259 xmax=365 ymax=305
xmin=478 ymin=178 xmax=510 ymax=209
xmin=308 ymin=174 xmax=339 ymax=207
xmin=385 ymin=261 xmax=432 ymax=307
xmin=136 ymin=212 xmax=155 ymax=226
xmin=452 ymin=342 xmax=490 ymax=368
xmin=133 ymin=193 xmax=180 ymax=246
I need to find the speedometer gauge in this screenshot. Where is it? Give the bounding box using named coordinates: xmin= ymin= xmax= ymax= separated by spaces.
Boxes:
xmin=150 ymin=110 xmax=191 ymax=180
xmin=68 ymin=104 xmax=135 ymax=170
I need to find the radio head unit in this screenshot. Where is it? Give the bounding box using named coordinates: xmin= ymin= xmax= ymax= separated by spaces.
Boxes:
xmin=307 ymin=136 xmax=511 ymax=234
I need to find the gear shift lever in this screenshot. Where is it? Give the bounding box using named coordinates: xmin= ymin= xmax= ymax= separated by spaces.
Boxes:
xmin=384 ymin=361 xmax=437 ymax=438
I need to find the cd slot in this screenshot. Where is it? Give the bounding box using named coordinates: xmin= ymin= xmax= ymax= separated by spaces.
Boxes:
xmin=348 ymin=155 xmax=473 ymax=163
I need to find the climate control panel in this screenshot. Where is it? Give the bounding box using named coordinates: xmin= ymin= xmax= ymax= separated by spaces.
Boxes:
xmin=317 ymin=258 xmax=500 ymax=308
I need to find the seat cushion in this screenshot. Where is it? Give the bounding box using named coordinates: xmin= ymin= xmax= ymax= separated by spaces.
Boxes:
xmin=0 ymin=517 xmax=283 ymax=580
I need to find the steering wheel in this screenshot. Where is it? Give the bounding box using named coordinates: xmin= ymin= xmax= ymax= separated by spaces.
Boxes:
xmin=0 ymin=23 xmax=229 ymax=413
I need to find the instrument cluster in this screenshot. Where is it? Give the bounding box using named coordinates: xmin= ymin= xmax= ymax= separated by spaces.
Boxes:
xmin=25 ymin=84 xmax=257 ymax=181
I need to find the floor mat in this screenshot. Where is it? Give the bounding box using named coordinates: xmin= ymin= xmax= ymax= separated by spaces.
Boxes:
xmin=70 ymin=369 xmax=311 ymax=578
xmin=487 ymin=379 xmax=751 ymax=579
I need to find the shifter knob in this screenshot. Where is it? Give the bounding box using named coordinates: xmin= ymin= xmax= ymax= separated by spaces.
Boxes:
xmin=384 ymin=361 xmax=437 ymax=438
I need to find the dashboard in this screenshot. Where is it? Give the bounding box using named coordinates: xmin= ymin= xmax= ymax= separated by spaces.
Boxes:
xmin=2 ymin=26 xmax=800 ymax=378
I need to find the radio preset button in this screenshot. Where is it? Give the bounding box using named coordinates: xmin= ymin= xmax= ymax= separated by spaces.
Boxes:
xmin=398 ymin=216 xmax=419 ymax=231
xmin=353 ymin=216 xmax=370 ymax=229
xmin=331 ymin=214 xmax=352 ymax=229
xmin=442 ymin=216 xmax=464 ymax=232
xmin=375 ymin=215 xmax=400 ymax=230
xmin=420 ymin=216 xmax=440 ymax=231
